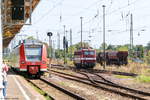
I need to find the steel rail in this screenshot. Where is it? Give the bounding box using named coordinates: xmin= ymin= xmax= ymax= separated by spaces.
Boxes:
xmin=50 ymin=69 xmax=150 ymax=100
xmin=40 ymin=77 xmax=86 ymax=100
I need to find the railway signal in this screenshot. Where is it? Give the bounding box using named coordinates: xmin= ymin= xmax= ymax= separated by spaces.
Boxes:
xmin=11 ymin=0 xmax=25 ymax=20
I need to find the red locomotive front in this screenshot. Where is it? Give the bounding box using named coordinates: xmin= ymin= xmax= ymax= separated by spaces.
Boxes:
xmin=74 ymin=48 xmax=96 ymax=68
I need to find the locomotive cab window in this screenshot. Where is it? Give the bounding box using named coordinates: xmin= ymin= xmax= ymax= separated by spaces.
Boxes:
xmin=84 ymin=51 xmax=95 ymax=55
xmin=25 ymin=46 xmax=42 ymax=61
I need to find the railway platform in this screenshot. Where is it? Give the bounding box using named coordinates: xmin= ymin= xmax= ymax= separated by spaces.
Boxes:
xmin=6 ymin=71 xmax=45 ymax=100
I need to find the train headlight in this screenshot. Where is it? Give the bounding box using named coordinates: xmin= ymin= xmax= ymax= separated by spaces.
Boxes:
xmin=42 ymin=61 xmax=46 ymax=64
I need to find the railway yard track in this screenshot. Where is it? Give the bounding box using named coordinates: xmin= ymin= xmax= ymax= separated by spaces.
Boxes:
xmin=27 ymin=77 xmax=86 ymax=100
xmin=11 ymin=65 xmax=150 ymax=100
xmin=51 ymin=64 xmax=138 ymax=77
xmin=11 ymin=67 xmax=86 ymax=100
xmin=49 ymin=67 xmax=150 ymax=100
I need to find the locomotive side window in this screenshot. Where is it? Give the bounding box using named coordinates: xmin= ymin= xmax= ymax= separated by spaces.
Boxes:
xmin=25 ymin=46 xmax=42 ymax=61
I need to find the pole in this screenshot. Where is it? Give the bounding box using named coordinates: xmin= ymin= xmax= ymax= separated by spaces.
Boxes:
xmin=130 ymin=13 xmax=133 ymax=57
xmin=57 ymin=32 xmax=60 ymax=50
xmin=65 ymin=30 xmax=68 ymax=64
xmin=53 ymin=40 xmax=55 ymax=59
xmin=102 ymin=5 xmax=106 ymax=69
xmin=51 ymin=39 xmax=53 ymax=58
xmin=70 ymin=29 xmax=72 ymax=60
xmin=80 ymin=17 xmax=83 ymax=49
xmin=63 ymin=25 xmax=66 ymax=65
xmin=36 ymin=31 xmax=39 ymax=40
xmin=57 ymin=32 xmax=60 ymax=59
xmin=49 ymin=36 xmax=51 ymax=68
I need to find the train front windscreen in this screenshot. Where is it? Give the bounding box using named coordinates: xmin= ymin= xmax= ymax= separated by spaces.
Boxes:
xmin=84 ymin=51 xmax=95 ymax=55
xmin=25 ymin=45 xmax=42 ymax=61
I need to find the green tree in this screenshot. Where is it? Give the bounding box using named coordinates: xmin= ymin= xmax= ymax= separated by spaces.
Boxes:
xmin=134 ymin=45 xmax=144 ymax=58
xmin=145 ymin=42 xmax=150 ymax=50
xmin=107 ymin=44 xmax=116 ymax=50
xmin=74 ymin=42 xmax=90 ymax=50
xmin=100 ymin=43 xmax=107 ymax=50
xmin=26 ymin=36 xmax=36 ymax=40
xmin=116 ymin=45 xmax=129 ymax=51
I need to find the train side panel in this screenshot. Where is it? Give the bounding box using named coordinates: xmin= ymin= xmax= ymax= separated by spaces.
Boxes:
xmin=74 ymin=51 xmax=82 ymax=67
xmin=19 ymin=44 xmax=26 ymax=71
xmin=10 ymin=45 xmax=20 ymax=70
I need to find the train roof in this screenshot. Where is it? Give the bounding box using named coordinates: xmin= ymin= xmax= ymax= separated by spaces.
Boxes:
xmin=23 ymin=39 xmax=42 ymax=45
xmin=13 ymin=39 xmax=43 ymax=49
xmin=75 ymin=48 xmax=95 ymax=53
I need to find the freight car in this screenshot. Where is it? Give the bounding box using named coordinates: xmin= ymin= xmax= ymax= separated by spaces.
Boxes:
xmin=10 ymin=39 xmax=47 ymax=78
xmin=97 ymin=51 xmax=128 ymax=66
xmin=73 ymin=48 xmax=96 ymax=68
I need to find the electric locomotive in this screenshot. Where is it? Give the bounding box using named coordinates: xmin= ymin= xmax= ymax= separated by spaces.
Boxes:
xmin=73 ymin=48 xmax=96 ymax=68
xmin=10 ymin=39 xmax=47 ymax=77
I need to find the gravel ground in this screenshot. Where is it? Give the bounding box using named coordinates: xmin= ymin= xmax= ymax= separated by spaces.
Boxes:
xmin=99 ymin=73 xmax=150 ymax=93
xmin=31 ymin=79 xmax=75 ymax=100
xmin=46 ymin=71 xmax=134 ymax=100
xmin=52 ymin=66 xmax=150 ymax=94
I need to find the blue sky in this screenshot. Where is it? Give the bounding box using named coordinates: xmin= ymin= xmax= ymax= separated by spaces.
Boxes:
xmin=10 ymin=0 xmax=150 ymax=49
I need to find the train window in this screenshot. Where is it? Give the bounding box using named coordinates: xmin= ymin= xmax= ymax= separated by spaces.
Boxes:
xmin=25 ymin=48 xmax=41 ymax=55
xmin=25 ymin=47 xmax=42 ymax=61
xmin=90 ymin=51 xmax=95 ymax=55
xmin=84 ymin=51 xmax=95 ymax=55
xmin=84 ymin=51 xmax=89 ymax=55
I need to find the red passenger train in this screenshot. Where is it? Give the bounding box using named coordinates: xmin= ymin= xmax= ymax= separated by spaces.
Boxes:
xmin=73 ymin=48 xmax=96 ymax=68
xmin=10 ymin=39 xmax=47 ymax=77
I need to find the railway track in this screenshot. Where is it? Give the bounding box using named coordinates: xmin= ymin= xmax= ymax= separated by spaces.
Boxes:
xmin=51 ymin=64 xmax=138 ymax=77
xmin=49 ymin=69 xmax=150 ymax=100
xmin=27 ymin=77 xmax=86 ymax=100
xmin=26 ymin=78 xmax=54 ymax=100
xmin=11 ymin=67 xmax=86 ymax=100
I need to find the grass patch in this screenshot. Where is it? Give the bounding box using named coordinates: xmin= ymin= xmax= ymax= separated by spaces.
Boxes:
xmin=115 ymin=75 xmax=150 ymax=83
xmin=29 ymin=82 xmax=53 ymax=100
xmin=59 ymin=81 xmax=68 ymax=87
xmin=136 ymin=75 xmax=150 ymax=83
xmin=115 ymin=75 xmax=133 ymax=79
xmin=67 ymin=71 xmax=74 ymax=75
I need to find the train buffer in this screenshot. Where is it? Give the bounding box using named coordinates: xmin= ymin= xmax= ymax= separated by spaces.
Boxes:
xmin=6 ymin=71 xmax=45 ymax=100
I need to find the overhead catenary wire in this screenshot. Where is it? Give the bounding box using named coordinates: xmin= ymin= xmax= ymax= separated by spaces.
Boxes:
xmin=20 ymin=0 xmax=147 ymax=49
xmin=70 ymin=0 xmax=141 ymax=31
xmin=33 ymin=0 xmax=65 ymax=25
xmin=25 ymin=0 xmax=141 ymax=34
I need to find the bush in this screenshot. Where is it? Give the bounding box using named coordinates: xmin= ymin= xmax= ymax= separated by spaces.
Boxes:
xmin=136 ymin=75 xmax=150 ymax=83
